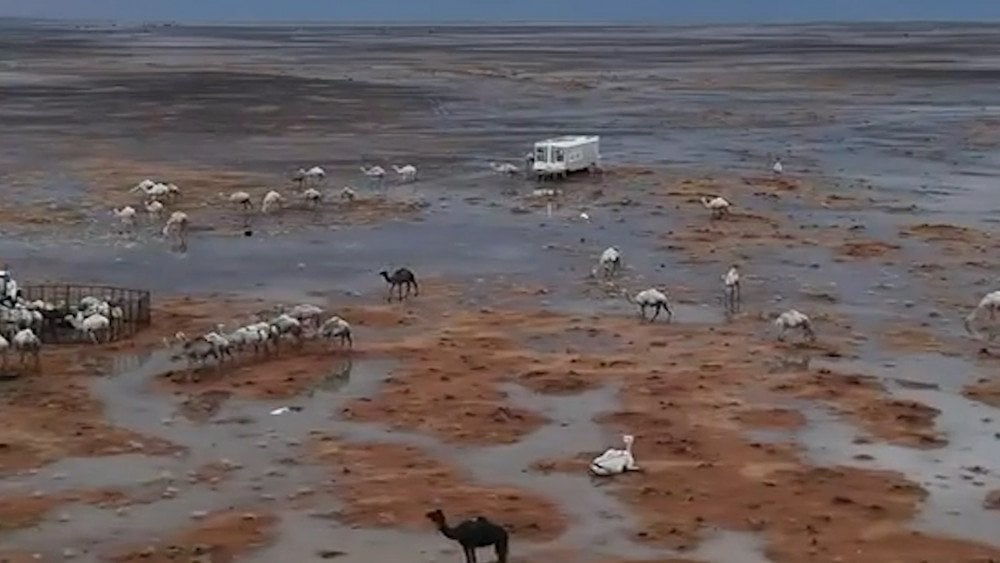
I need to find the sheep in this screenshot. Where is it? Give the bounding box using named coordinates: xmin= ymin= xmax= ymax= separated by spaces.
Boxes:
xmin=964 ymin=290 xmax=1000 ymax=340
xmin=629 ymin=288 xmax=673 ymax=322
xmin=261 ymin=190 xmax=284 ymax=214
xmin=0 ymin=333 xmax=8 ymax=369
xmin=723 ymin=265 xmax=741 ymax=312
xmin=392 ymin=164 xmax=417 ymax=182
xmin=701 ymin=196 xmax=731 ymax=219
xmin=774 ymin=309 xmax=815 ymax=342
xmin=65 ymin=311 xmax=110 ymax=344
xmin=12 ymin=328 xmax=40 ymax=369
xmin=320 ymin=316 xmax=352 ymax=348
xmin=340 ymin=186 xmax=358 ymax=202
xmin=229 ymin=191 xmax=253 ymax=210
xmin=596 ymin=246 xmax=622 ymax=278
xmin=145 ymin=200 xmax=164 ymax=220
xmin=112 ymin=206 xmax=137 ymax=229
xmin=772 ymin=158 xmax=784 ymax=175
xmin=490 ymin=162 xmax=520 ymax=175
xmin=302 ymin=188 xmax=323 ymax=208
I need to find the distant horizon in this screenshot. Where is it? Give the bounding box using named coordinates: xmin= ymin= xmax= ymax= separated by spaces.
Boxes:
xmin=2 ymin=0 xmax=1000 ymax=25
xmin=4 ymin=16 xmax=1000 ymax=28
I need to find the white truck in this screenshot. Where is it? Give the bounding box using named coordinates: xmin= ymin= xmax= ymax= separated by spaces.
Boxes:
xmin=530 ymin=135 xmax=600 ymax=179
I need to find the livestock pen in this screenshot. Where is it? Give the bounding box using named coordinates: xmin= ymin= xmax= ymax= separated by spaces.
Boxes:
xmin=22 ymin=284 xmax=151 ymax=344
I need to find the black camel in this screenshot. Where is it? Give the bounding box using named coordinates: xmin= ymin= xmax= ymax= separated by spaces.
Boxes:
xmin=426 ymin=509 xmax=508 ymax=563
xmin=379 ymin=267 xmax=419 ymax=301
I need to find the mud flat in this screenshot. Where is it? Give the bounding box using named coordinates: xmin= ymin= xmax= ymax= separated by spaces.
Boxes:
xmin=1 ymin=21 xmax=998 ymax=563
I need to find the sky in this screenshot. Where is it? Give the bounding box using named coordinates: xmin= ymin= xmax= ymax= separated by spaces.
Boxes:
xmin=2 ymin=0 xmax=1000 ymax=23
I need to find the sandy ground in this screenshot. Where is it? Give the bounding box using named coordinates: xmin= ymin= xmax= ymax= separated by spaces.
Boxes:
xmin=0 ymin=21 xmax=998 ymax=563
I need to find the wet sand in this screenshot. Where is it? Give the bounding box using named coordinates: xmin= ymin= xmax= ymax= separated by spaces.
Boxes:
xmin=0 ymin=20 xmax=998 ymax=563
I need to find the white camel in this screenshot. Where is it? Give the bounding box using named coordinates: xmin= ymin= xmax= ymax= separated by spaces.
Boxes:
xmin=144 ymin=200 xmax=164 ymax=220
xmin=261 ymin=190 xmax=284 ymax=214
xmin=302 ymin=188 xmax=323 ymax=208
xmin=112 ymin=206 xmax=136 ymax=230
xmin=629 ymin=288 xmax=673 ymax=322
xmin=723 ymin=265 xmax=741 ymax=311
xmin=965 ymin=290 xmax=1000 ymax=340
xmin=162 ymin=211 xmax=189 ymax=245
xmin=228 ymin=191 xmax=253 ymax=210
xmin=596 ymin=246 xmax=622 ymax=278
xmin=490 ymin=162 xmax=521 ymax=175
xmin=360 ymin=165 xmax=386 ymax=185
xmin=701 ymin=196 xmax=731 ymax=219
xmin=774 ymin=310 xmax=815 ymax=342
xmin=392 ymin=164 xmax=417 ymax=182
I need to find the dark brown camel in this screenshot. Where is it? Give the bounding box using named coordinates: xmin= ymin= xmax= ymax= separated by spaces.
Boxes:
xmin=379 ymin=268 xmax=419 ymax=301
xmin=426 ymin=509 xmax=508 ymax=563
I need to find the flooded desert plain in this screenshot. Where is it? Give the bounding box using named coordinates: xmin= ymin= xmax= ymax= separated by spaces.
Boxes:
xmin=0 ymin=21 xmax=998 ymax=562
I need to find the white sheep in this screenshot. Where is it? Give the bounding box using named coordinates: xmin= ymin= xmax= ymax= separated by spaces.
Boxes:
xmin=302 ymin=188 xmax=323 ymax=208
xmin=145 ymin=200 xmax=164 ymax=220
xmin=112 ymin=206 xmax=136 ymax=229
xmin=701 ymin=196 xmax=731 ymax=219
xmin=964 ymin=290 xmax=1000 ymax=340
xmin=340 ymin=186 xmax=358 ymax=202
xmin=392 ymin=164 xmax=417 ymax=182
xmin=261 ymin=190 xmax=284 ymax=214
xmin=774 ymin=309 xmax=815 ymax=342
xmin=772 ymin=158 xmax=784 ymax=175
xmin=723 ymin=265 xmax=741 ymax=311
xmin=320 ymin=316 xmax=352 ymax=348
xmin=12 ymin=328 xmax=40 ymax=368
xmin=630 ymin=288 xmax=673 ymax=322
xmin=65 ymin=311 xmax=110 ymax=344
xmin=596 ymin=246 xmax=622 ymax=278
xmin=229 ymin=191 xmax=253 ymax=210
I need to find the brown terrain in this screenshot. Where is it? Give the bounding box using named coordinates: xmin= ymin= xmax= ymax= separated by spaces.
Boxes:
xmin=1 ymin=21 xmax=998 ymax=563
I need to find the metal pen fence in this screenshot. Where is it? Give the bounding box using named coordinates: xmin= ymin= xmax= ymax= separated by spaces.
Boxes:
xmin=21 ymin=284 xmax=151 ymax=344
